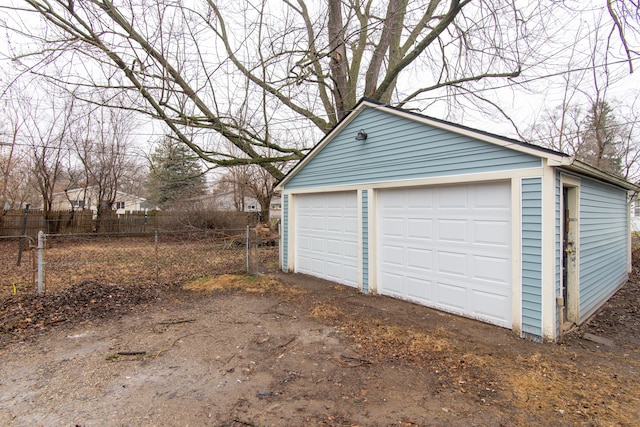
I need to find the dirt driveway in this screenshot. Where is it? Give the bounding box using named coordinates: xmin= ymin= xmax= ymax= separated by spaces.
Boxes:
xmin=1 ymin=270 xmax=639 ymax=426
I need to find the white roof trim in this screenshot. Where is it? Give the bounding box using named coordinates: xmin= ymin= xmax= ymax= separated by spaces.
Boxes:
xmin=560 ymin=160 xmax=639 ymax=191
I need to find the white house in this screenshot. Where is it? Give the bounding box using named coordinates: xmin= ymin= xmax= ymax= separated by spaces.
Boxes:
xmin=188 ymin=191 xmax=260 ymax=212
xmin=630 ymin=195 xmax=640 ymax=232
xmin=51 ymin=187 xmax=148 ymax=215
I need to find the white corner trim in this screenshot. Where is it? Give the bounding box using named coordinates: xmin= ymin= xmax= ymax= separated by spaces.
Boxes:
xmin=511 ymin=177 xmax=523 ymax=334
xmin=367 ymin=188 xmax=378 ymax=294
xmin=541 ymin=164 xmax=557 ymax=341
xmin=357 ymin=189 xmax=364 ymax=293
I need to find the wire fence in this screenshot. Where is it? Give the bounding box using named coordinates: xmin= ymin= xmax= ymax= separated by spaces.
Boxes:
xmin=0 ymin=227 xmax=279 ymax=297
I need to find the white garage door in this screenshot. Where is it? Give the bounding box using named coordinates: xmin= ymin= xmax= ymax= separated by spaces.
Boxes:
xmin=378 ymin=182 xmax=512 ymax=327
xmin=295 ymin=192 xmax=359 ymax=287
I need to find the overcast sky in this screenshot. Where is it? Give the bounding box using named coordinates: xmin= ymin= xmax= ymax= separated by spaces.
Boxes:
xmin=0 ymin=1 xmax=638 ymax=151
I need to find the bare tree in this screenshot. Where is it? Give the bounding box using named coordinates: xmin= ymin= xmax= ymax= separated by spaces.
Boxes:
xmin=17 ymin=91 xmax=74 ymax=228
xmin=244 ymin=165 xmax=278 ymax=223
xmin=69 ymin=105 xmax=138 ymax=231
xmin=528 ymin=97 xmax=639 ymax=180
xmin=1 ymin=0 xmax=578 ymax=179
xmin=216 ymin=167 xmax=251 ymax=213
xmin=617 ymin=96 xmax=640 ymax=180
xmin=526 ymin=7 xmax=640 ymax=180
xmin=607 ymin=0 xmax=640 ymax=73
xmin=0 ymin=145 xmax=34 ymax=211
xmin=0 ymin=91 xmax=25 ymax=211
xmin=216 ymin=164 xmax=277 ymax=222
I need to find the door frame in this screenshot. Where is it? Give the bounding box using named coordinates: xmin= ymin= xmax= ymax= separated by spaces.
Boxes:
xmin=561 ymin=176 xmax=580 ymax=327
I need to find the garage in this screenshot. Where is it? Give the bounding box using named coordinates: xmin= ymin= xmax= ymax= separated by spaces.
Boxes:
xmin=378 ymin=182 xmax=512 ymax=327
xmin=294 ymin=192 xmax=358 ymax=287
xmin=278 ymin=99 xmax=637 ymax=342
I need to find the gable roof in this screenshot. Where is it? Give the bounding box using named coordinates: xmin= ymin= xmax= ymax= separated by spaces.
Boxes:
xmin=277 ymin=98 xmax=637 ymax=191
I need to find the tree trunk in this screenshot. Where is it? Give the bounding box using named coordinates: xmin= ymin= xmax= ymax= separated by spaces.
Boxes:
xmin=327 ymin=0 xmax=349 ymax=120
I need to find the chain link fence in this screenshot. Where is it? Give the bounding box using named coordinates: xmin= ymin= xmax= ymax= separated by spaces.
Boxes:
xmin=0 ymin=227 xmax=279 ymax=297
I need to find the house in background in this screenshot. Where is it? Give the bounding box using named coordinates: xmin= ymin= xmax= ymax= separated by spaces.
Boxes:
xmin=630 ymin=195 xmax=640 ymax=232
xmin=189 ymin=191 xmax=260 ymax=213
xmin=269 ymin=191 xmax=282 ymax=222
xmin=51 ymin=187 xmax=148 ymax=215
xmin=190 ymin=190 xmax=283 ymax=223
xmin=276 ymin=99 xmax=637 ymax=343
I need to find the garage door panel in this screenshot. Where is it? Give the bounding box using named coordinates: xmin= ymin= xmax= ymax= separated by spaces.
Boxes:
xmin=437 ymin=251 xmax=468 ymax=277
xmin=471 ymin=290 xmax=510 ymax=323
xmin=407 ymin=277 xmax=433 ymax=301
xmin=343 ymin=241 xmax=359 ymax=259
xmin=381 ymin=244 xmax=404 ymax=266
xmin=436 ymin=282 xmax=467 ymax=310
xmin=325 ymin=238 xmax=343 ymax=256
xmin=325 ymin=259 xmax=342 ymax=271
xmin=383 ymin=191 xmax=405 ymax=207
xmin=439 ymin=186 xmax=468 ymax=207
xmin=379 ymin=182 xmax=512 ymax=328
xmin=298 ymin=255 xmax=311 ymax=269
xmin=438 ymin=219 xmax=467 ymax=242
xmin=312 ymin=217 xmax=325 ymax=230
xmin=311 ymin=237 xmax=325 ymax=251
xmin=473 ymin=220 xmax=510 ymax=246
xmin=298 ymin=235 xmax=311 ymax=250
xmin=407 ymin=248 xmax=432 ymax=271
xmin=382 ymin=218 xmax=404 ymax=237
xmin=408 ymin=188 xmax=434 ymax=208
xmin=474 ymin=182 xmax=510 ymax=208
xmin=407 ymin=218 xmax=432 ymax=239
xmin=344 ymin=217 xmax=358 ymax=231
xmin=380 ymin=271 xmax=404 ymax=294
xmin=472 ymin=255 xmax=510 ymax=284
xmin=326 ymin=217 xmax=343 ymax=232
xmin=341 ymin=265 xmax=358 ymax=282
xmin=295 ymin=192 xmax=359 ymax=287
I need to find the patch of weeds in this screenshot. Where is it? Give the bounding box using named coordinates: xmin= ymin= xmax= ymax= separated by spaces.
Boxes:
xmin=183 ymin=274 xmax=304 ymax=297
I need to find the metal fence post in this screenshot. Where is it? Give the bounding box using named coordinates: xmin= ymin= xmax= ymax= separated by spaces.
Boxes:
xmin=278 ymin=221 xmax=281 ymax=271
xmin=155 ymin=230 xmax=159 ymax=284
xmin=246 ymin=225 xmax=250 ymax=273
xmin=37 ymin=231 xmax=45 ymax=293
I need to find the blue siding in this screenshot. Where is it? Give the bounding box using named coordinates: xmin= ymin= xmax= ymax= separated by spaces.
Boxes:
xmin=361 ymin=190 xmax=369 ymax=293
xmin=522 ymin=178 xmax=543 ymax=341
xmin=282 ymin=195 xmax=289 ymax=272
xmin=579 ymin=178 xmax=628 ymax=321
xmin=286 ymin=108 xmax=542 ymax=189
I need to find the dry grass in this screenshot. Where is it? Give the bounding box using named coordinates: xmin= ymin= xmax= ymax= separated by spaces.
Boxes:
xmin=0 ymin=237 xmax=278 ymax=297
xmin=310 ymin=302 xmax=345 ymax=322
xmin=0 ymin=240 xmax=36 ymax=294
xmin=184 ymin=274 xmax=305 ymax=297
xmin=502 ymin=352 xmax=640 ymax=425
xmin=304 ymin=291 xmax=639 ymax=425
xmin=333 ymin=315 xmax=453 ymax=361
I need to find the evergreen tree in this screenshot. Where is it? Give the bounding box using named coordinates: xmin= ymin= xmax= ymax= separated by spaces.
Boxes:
xmin=577 ymin=101 xmax=623 ymax=176
xmin=147 ymin=137 xmax=205 ymax=208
